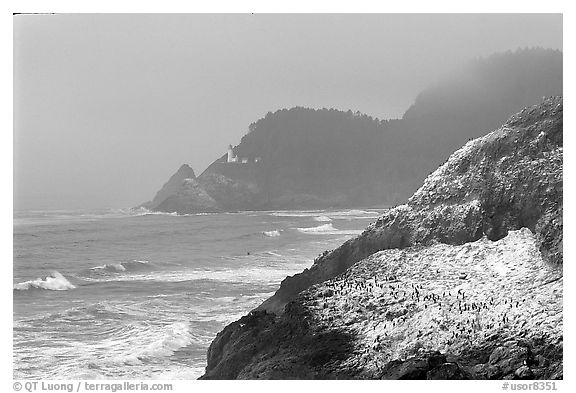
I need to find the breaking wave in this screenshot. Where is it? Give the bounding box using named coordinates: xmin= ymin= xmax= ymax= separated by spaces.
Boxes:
xmin=269 ymin=211 xmax=321 ymax=218
xmin=262 ymin=251 xmax=282 ymax=257
xmin=263 ymin=230 xmax=281 ymax=237
xmin=326 ymin=209 xmax=383 ymax=219
xmin=82 ymin=260 xmax=154 ymax=279
xmin=297 ymin=223 xmax=338 ymax=233
xmin=270 ymin=209 xmax=383 ymax=220
xmin=90 ymin=260 xmax=150 ymax=272
xmin=91 ymin=263 xmax=126 ymax=272
xmin=133 ymin=321 xmax=194 ymax=359
xmin=127 ymin=207 xmax=215 ymax=218
xmin=296 ymin=223 xmax=364 ymax=236
xmin=14 ymin=271 xmax=76 ymax=291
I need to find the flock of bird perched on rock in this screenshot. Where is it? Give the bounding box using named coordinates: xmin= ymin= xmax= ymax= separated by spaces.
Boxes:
xmin=294 ymin=230 xmax=562 ymax=372
xmin=314 ymin=273 xmax=529 ymax=348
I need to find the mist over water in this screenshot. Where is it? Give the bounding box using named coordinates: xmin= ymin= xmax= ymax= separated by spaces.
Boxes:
xmin=13 ymin=208 xmax=384 ymax=379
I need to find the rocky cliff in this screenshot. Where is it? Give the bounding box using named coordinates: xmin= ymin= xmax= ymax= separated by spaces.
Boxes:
xmin=200 ymin=97 xmax=563 ymax=379
xmin=143 ymin=49 xmax=562 ymax=213
xmin=141 ymin=164 xmax=198 ymax=210
xmin=154 ymin=178 xmax=221 ymax=214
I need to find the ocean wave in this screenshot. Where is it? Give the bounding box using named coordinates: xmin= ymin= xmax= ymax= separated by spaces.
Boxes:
xmin=14 ymin=208 xmax=187 ymax=225
xmin=135 ymin=322 xmax=194 ymax=359
xmin=14 ymin=271 xmax=76 ymax=291
xmin=90 ymin=263 xmax=126 ymax=272
xmin=262 ymin=251 xmax=283 ymax=257
xmin=262 ymin=230 xmax=281 ymax=237
xmin=86 ymin=259 xmax=312 ymax=286
xmin=128 ymin=207 xmax=218 ymax=218
xmin=297 ymin=223 xmax=337 ymax=233
xmin=296 ymin=223 xmax=364 ymax=236
xmin=269 ymin=209 xmax=383 ymax=220
xmin=14 ymin=318 xmax=207 ymax=379
xmin=85 ymin=260 xmax=152 ymax=277
xmin=92 ymin=320 xmax=205 ymax=366
xmin=124 ymin=207 xmax=180 ymax=217
xmin=269 ymin=210 xmax=324 ymax=218
xmin=331 ymin=209 xmax=377 ymax=216
xmin=325 ymin=209 xmax=384 ymax=220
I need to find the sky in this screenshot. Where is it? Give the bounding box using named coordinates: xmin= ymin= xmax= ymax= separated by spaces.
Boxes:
xmin=13 ymin=13 xmax=562 ymax=210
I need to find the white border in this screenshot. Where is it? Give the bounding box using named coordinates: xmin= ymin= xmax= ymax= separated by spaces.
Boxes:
xmin=3 ymin=2 xmax=572 ymax=392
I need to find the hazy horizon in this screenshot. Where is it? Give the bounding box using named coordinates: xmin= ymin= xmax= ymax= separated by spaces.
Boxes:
xmin=14 ymin=13 xmax=562 ymax=210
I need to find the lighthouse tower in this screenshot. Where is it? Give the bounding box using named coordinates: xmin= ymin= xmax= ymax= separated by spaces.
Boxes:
xmin=227 ymin=145 xmax=237 ymax=163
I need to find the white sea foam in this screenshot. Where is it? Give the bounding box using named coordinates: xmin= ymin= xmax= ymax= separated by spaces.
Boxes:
xmin=297 ymin=223 xmax=336 ymax=233
xmin=128 ymin=208 xmax=180 ymax=217
xmin=325 ymin=209 xmax=383 ymax=219
xmin=88 ymin=260 xmax=150 ymax=275
xmin=87 ymin=258 xmax=312 ymax=286
xmin=270 ymin=209 xmax=383 ymax=220
xmin=14 ymin=271 xmax=76 ymax=291
xmin=263 ymin=230 xmax=281 ymax=237
xmin=263 ymin=251 xmax=282 ymax=257
xmin=131 ymin=260 xmax=150 ymax=265
xmin=91 ymin=263 xmax=126 ymax=272
xmin=135 ymin=322 xmax=194 ymax=359
xmin=269 ymin=210 xmax=321 ymax=217
xmin=14 ymin=208 xmax=372 ymax=379
xmin=296 ymin=223 xmax=363 ymax=235
xmin=156 ymin=367 xmax=206 ymax=380
xmin=128 ymin=208 xmax=216 ymax=217
xmin=16 ymin=320 xmax=205 ymax=379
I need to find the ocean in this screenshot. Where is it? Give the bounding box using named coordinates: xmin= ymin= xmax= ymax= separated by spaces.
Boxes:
xmin=13 ymin=208 xmax=384 ymax=379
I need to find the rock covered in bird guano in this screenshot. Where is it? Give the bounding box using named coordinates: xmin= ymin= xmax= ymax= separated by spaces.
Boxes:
xmin=200 ymin=97 xmax=563 ymax=380
xmin=259 ymin=96 xmax=562 ymax=315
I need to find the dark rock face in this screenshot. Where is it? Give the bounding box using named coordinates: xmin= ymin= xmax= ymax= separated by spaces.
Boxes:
xmin=198 ymin=172 xmax=263 ymax=212
xmin=154 ymin=178 xmax=221 ymax=214
xmin=465 ymin=336 xmax=563 ymax=380
xmin=427 ymin=363 xmax=466 ymax=380
xmin=378 ymin=352 xmax=468 ymax=380
xmin=200 ymin=308 xmax=357 ymax=380
xmin=200 ymin=98 xmax=563 ymax=380
xmin=141 ymin=164 xmax=197 ymax=210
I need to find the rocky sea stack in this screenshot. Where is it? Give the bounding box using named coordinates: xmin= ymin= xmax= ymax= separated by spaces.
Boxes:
xmin=200 ymin=97 xmax=563 ymax=380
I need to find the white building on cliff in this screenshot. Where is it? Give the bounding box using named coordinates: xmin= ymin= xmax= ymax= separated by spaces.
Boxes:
xmin=227 ymin=145 xmax=238 ymax=163
xmin=226 ymin=145 xmax=261 ymax=164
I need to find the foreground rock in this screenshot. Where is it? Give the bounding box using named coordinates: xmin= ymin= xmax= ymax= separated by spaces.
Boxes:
xmin=259 ymin=96 xmax=562 ymax=314
xmin=202 ymin=230 xmax=562 ymax=379
xmin=200 ymin=97 xmax=563 ymax=379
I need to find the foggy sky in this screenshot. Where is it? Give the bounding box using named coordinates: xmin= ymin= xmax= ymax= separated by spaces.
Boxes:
xmin=13 ymin=14 xmax=562 ymax=210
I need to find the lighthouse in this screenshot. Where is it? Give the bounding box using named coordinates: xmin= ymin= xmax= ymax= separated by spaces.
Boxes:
xmin=227 ymin=145 xmax=237 ymax=163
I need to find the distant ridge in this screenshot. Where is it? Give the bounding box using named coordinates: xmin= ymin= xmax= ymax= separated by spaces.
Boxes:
xmin=142 ymin=48 xmax=562 ymax=214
